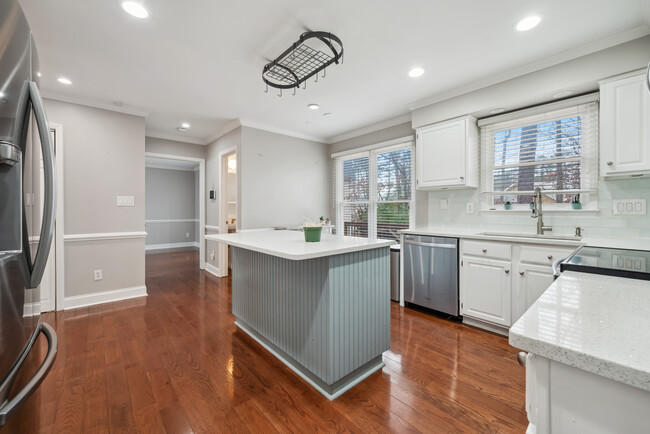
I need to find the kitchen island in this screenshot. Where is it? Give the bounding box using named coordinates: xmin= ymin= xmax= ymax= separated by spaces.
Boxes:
xmin=205 ymin=230 xmax=395 ymax=399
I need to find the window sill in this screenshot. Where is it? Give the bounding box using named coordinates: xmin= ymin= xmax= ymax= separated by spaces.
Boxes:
xmin=480 ymin=208 xmax=599 ymax=215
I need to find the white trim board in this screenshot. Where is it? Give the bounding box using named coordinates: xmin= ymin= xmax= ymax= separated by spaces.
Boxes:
xmin=64 ymin=231 xmax=148 ymax=242
xmin=205 ymin=225 xmax=220 ymax=232
xmin=203 ymin=263 xmax=222 ymax=278
xmin=64 ymin=286 xmax=147 ymax=310
xmin=146 ymin=219 xmax=199 ymax=223
xmin=145 ymin=242 xmax=200 ymax=251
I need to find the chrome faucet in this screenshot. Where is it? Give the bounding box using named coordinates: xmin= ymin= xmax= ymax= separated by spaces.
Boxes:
xmin=531 ymin=187 xmax=552 ymax=235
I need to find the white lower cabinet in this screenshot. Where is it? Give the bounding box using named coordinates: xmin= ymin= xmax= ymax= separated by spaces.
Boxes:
xmin=513 ymin=263 xmax=554 ymax=323
xmin=461 ymin=256 xmax=511 ymax=326
xmin=460 ymin=239 xmax=577 ymax=332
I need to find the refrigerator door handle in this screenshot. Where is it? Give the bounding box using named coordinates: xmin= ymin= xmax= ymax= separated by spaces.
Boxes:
xmin=27 ymin=81 xmax=56 ymax=289
xmin=0 ymin=322 xmax=58 ymax=426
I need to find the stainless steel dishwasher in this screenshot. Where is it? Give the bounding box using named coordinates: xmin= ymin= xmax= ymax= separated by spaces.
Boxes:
xmin=403 ymin=234 xmax=459 ymax=317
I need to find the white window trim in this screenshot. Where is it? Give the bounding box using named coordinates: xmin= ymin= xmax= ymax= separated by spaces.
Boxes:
xmin=335 ymin=141 xmax=415 ymax=239
xmin=479 ymin=97 xmax=599 ymax=213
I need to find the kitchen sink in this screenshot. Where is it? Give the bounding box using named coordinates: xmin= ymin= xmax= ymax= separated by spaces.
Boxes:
xmin=479 ymin=231 xmax=582 ymax=241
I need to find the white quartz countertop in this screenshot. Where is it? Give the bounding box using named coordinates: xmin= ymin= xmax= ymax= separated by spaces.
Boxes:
xmin=205 ymin=230 xmax=395 ymax=260
xmin=402 ymin=227 xmax=650 ymax=250
xmin=510 ymin=271 xmax=650 ymax=392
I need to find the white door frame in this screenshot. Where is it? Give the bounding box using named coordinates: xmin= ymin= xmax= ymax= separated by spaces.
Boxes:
xmin=40 ymin=123 xmax=65 ymax=311
xmin=145 ymin=152 xmax=206 ymax=270
xmin=218 ymin=146 xmax=237 ymax=276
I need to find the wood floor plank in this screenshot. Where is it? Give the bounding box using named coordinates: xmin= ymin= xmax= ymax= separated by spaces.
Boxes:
xmin=0 ymin=248 xmax=527 ymax=433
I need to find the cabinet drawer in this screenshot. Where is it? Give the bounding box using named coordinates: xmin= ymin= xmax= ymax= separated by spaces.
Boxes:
xmin=462 ymin=240 xmax=511 ymax=260
xmin=519 ymin=245 xmax=576 ymax=265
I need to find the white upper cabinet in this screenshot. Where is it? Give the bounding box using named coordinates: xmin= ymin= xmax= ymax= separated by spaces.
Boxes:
xmin=600 ymin=70 xmax=650 ymax=178
xmin=415 ymin=116 xmax=479 ymax=190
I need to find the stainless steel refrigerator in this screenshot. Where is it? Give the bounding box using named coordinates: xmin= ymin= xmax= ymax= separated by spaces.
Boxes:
xmin=0 ymin=0 xmax=57 ymax=427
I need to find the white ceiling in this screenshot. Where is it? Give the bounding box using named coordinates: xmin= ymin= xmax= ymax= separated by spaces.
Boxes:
xmin=19 ymin=0 xmax=650 ymax=145
xmin=145 ymin=156 xmax=198 ymax=171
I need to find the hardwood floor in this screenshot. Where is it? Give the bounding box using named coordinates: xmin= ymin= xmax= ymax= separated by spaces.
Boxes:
xmin=2 ymin=248 xmax=527 ymax=433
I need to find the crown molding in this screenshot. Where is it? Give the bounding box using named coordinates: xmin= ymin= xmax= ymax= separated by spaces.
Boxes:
xmin=40 ymin=92 xmax=150 ymax=117
xmin=238 ymin=118 xmax=326 ymax=143
xmin=146 ymin=130 xmax=205 ymax=146
xmin=205 ymin=119 xmax=242 ymax=144
xmin=407 ymin=25 xmax=650 ymax=111
xmin=144 ymin=162 xmax=198 ymax=171
xmin=326 ymin=114 xmax=412 ymax=144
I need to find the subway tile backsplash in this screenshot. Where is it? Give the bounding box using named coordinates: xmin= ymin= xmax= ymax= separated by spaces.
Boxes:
xmin=426 ymin=178 xmax=650 ymax=239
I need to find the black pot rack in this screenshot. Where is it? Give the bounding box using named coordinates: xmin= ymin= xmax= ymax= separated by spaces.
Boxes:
xmin=262 ymin=31 xmax=343 ymax=96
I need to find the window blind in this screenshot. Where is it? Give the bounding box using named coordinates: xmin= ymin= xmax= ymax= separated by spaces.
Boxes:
xmin=376 ymin=147 xmax=412 ymax=240
xmin=480 ymin=102 xmax=598 ymax=207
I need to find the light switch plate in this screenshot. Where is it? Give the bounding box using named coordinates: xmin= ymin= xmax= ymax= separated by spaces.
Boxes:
xmin=117 ymin=195 xmax=135 ymax=207
xmin=613 ymin=199 xmax=646 ymax=215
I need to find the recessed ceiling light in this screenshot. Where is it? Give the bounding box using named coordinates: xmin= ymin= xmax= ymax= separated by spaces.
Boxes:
xmin=553 ymin=90 xmax=573 ymax=99
xmin=176 ymin=127 xmax=188 ymax=132
xmin=408 ymin=67 xmax=425 ymax=78
xmin=323 ymin=112 xmax=333 ymax=117
xmin=57 ymin=77 xmax=72 ymax=85
xmin=308 ymin=104 xmax=319 ymax=110
xmin=121 ymin=1 xmax=149 ymax=19
xmin=181 ymin=122 xmax=190 ymax=129
xmin=516 ymin=16 xmax=541 ymax=32
xmin=490 ymin=108 xmax=505 ymax=114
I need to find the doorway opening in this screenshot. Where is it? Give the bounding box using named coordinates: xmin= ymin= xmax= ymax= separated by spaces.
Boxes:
xmin=144 ymin=153 xmax=206 ymax=270
xmin=218 ymin=147 xmax=237 ymax=276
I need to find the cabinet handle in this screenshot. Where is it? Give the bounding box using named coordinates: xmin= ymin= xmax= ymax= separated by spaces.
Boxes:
xmin=547 ymin=255 xmax=553 ymax=260
xmin=607 ymin=161 xmax=614 ymax=166
xmin=482 ymin=248 xmax=487 ymax=253
xmin=460 ymin=176 xmax=464 ymax=180
xmin=519 ymin=271 xmax=525 ymax=276
xmin=505 ymin=269 xmax=510 ymax=274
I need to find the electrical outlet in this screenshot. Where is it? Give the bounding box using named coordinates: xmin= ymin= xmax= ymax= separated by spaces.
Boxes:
xmin=440 ymin=199 xmax=449 ymax=210
xmin=93 ymin=269 xmax=103 ymax=281
xmin=186 ymin=232 xmax=190 ymax=238
xmin=210 ymin=250 xmax=215 ymax=261
xmin=116 ymin=195 xmax=135 ymax=207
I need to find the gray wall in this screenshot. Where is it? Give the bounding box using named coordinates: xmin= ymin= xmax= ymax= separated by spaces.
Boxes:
xmin=239 ymin=126 xmax=329 ymax=229
xmin=145 ymin=167 xmax=198 ymax=246
xmin=45 ymin=99 xmax=146 ymax=298
xmin=328 ymin=122 xmax=429 ymax=228
xmin=145 ymin=136 xmax=207 ymax=160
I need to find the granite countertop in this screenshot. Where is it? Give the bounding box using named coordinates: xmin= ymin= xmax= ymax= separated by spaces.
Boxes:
xmin=205 ymin=230 xmax=395 ymax=260
xmin=509 ymin=271 xmax=650 ymax=392
xmin=402 ymin=227 xmax=650 ymax=250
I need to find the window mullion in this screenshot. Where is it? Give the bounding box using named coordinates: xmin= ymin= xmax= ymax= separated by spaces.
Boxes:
xmin=368 ymin=150 xmax=378 ymax=240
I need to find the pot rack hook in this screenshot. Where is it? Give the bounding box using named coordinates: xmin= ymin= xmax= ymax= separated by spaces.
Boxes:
xmin=314 ymin=73 xmax=318 ymax=83
xmin=303 ymin=81 xmax=307 ymax=90
xmin=277 ymin=88 xmax=282 ymax=97
xmin=292 ymin=86 xmax=296 ymax=96
xmin=265 ymin=83 xmax=268 ymax=93
xmin=322 ymin=68 xmax=326 ymax=78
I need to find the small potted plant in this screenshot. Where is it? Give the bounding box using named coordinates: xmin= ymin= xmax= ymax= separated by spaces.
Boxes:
xmin=529 ymin=201 xmax=534 ymax=210
xmin=571 ymin=194 xmax=581 ymax=210
xmin=504 ymin=201 xmax=512 ymax=210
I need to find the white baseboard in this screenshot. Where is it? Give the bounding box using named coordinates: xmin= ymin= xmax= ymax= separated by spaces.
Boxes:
xmin=63 ymin=285 xmax=147 ymax=310
xmin=203 ymin=263 xmax=223 ymax=278
xmin=145 ymin=241 xmax=199 ymax=251
xmin=23 ymin=302 xmax=41 ymax=318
